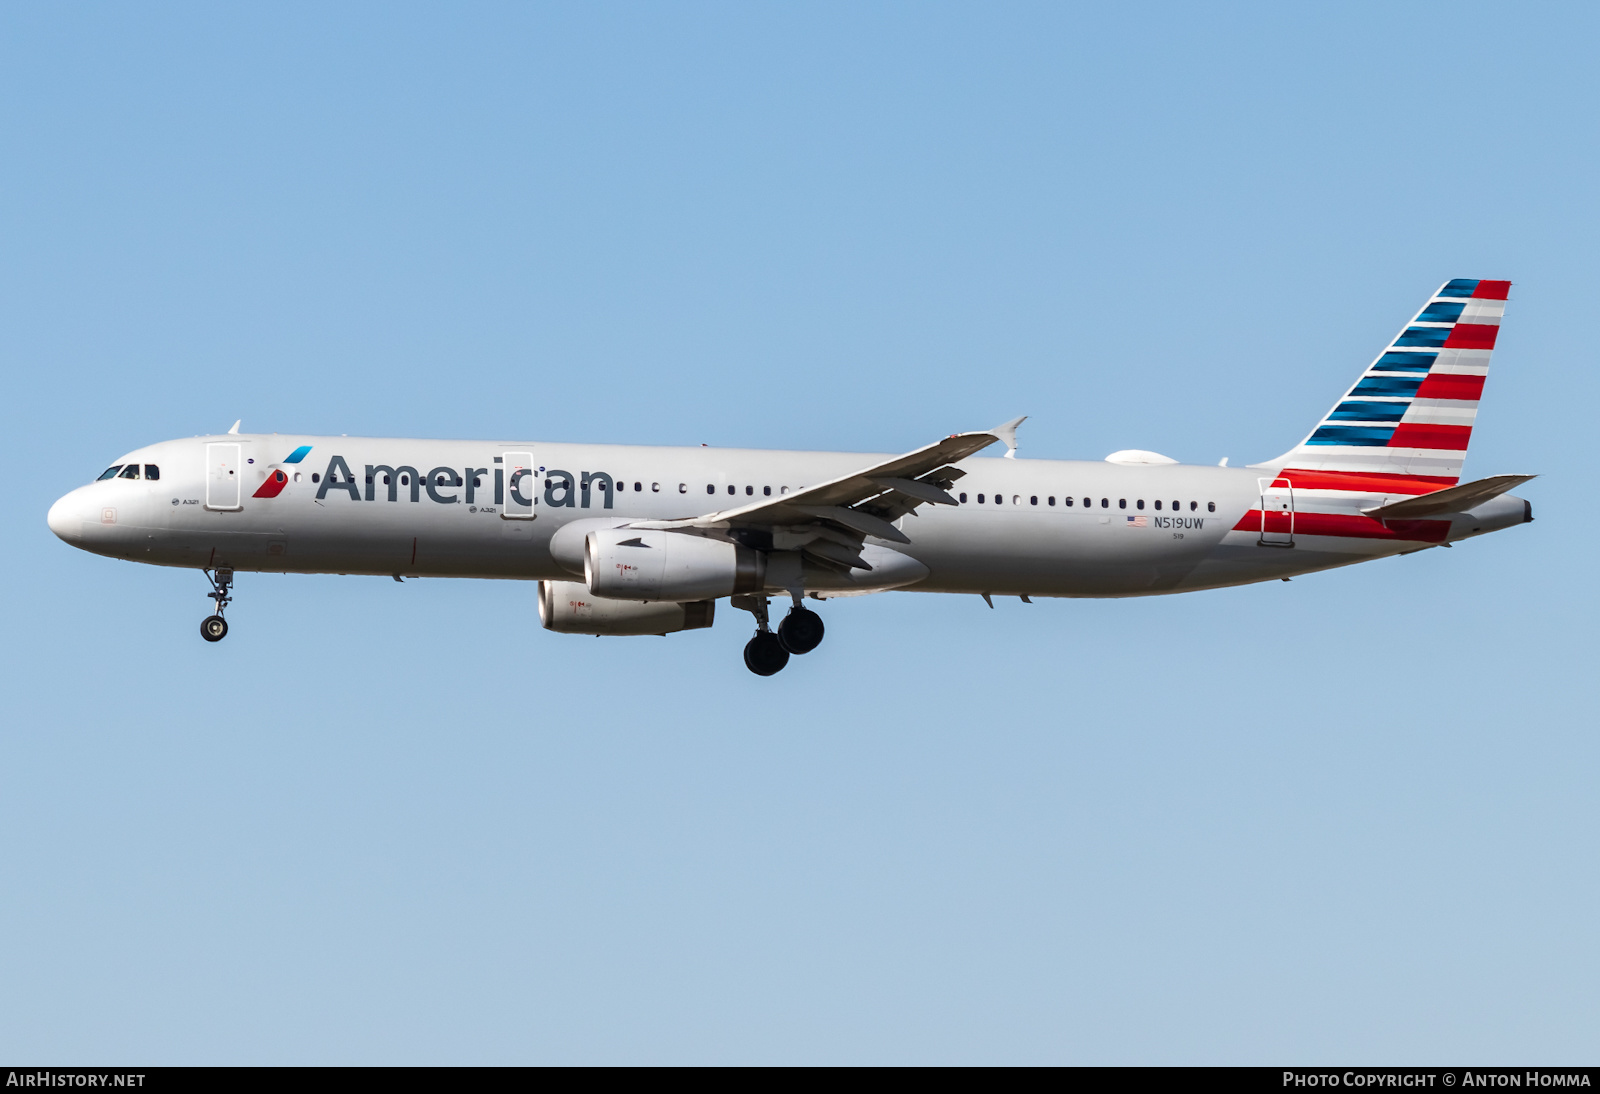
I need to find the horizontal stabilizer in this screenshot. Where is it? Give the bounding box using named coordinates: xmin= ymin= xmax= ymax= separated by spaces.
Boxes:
xmin=1362 ymin=474 xmax=1536 ymax=519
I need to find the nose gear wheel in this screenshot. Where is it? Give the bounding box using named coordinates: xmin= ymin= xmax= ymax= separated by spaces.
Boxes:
xmin=200 ymin=568 xmax=235 ymax=642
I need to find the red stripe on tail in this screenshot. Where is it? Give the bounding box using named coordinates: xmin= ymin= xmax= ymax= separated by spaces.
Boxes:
xmin=1388 ymin=424 xmax=1472 ymax=451
xmin=1443 ymin=323 xmax=1499 ymax=350
xmin=1413 ymin=373 xmax=1486 ymax=401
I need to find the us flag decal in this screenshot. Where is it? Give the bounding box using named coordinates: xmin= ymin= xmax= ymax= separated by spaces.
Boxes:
xmin=1126 ymin=515 xmax=1147 ymax=527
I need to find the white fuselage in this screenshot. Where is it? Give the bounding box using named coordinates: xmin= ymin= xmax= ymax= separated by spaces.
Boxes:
xmin=47 ymin=433 xmax=1530 ymax=598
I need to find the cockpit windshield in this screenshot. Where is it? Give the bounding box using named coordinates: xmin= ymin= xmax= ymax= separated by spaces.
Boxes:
xmin=118 ymin=465 xmax=141 ymax=479
xmin=96 ymin=466 xmax=123 ymax=481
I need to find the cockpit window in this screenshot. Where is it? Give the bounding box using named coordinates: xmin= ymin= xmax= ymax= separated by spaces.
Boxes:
xmin=144 ymin=464 xmax=160 ymax=481
xmin=118 ymin=464 xmax=141 ymax=479
xmin=97 ymin=466 xmax=123 ymax=480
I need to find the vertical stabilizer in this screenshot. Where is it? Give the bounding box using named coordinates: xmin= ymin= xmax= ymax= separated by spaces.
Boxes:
xmin=1265 ymin=279 xmax=1510 ymax=491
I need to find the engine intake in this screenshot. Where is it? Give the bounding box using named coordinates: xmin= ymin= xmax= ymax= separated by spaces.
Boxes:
xmin=538 ymin=580 xmax=715 ymax=636
xmin=585 ymin=528 xmax=764 ymax=601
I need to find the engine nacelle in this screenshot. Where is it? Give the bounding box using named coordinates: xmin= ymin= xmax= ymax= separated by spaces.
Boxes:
xmin=538 ymin=580 xmax=715 ymax=636
xmin=585 ymin=528 xmax=765 ymax=601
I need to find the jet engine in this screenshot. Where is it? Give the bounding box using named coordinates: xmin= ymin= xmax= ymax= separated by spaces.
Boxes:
xmin=538 ymin=580 xmax=715 ymax=636
xmin=584 ymin=528 xmax=764 ymax=601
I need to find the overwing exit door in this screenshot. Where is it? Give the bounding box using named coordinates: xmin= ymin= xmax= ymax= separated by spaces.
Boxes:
xmin=1258 ymin=477 xmax=1294 ymax=547
xmin=503 ymin=451 xmax=536 ymax=519
xmin=206 ymin=443 xmax=243 ymax=511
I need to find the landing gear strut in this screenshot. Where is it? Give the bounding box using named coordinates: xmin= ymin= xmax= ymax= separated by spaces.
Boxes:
xmin=200 ymin=567 xmax=234 ymax=642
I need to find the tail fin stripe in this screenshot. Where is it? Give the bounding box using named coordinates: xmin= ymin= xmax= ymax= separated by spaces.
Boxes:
xmin=1414 ymin=373 xmax=1485 ymax=401
xmin=1374 ymin=352 xmax=1437 ymax=371
xmin=1307 ymin=425 xmax=1397 ymax=446
xmin=1442 ymin=323 xmax=1499 ymax=350
xmin=1351 ymin=375 xmax=1426 ymax=397
xmin=1417 ymin=302 xmax=1467 ymax=322
xmin=1329 ymin=403 xmax=1408 ymax=422
xmin=1395 ymin=327 xmax=1452 ymax=348
xmin=1389 ymin=424 xmax=1472 ymax=450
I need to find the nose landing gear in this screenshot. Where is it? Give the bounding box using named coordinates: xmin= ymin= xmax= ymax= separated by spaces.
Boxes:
xmin=200 ymin=567 xmax=234 ymax=643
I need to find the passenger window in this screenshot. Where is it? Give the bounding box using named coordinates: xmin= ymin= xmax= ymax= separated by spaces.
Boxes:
xmin=119 ymin=464 xmax=140 ymax=479
xmin=1100 ymin=498 xmax=1108 ymax=508
xmin=745 ymin=485 xmax=753 ymax=495
xmin=385 ymin=475 xmax=393 ymax=485
xmin=763 ymin=486 xmax=771 ymax=496
xmin=1084 ymin=498 xmax=1092 ymax=508
xmin=652 ymin=483 xmax=661 ymax=493
xmin=1207 ymin=502 xmax=1215 ymax=512
xmin=1136 ymin=499 xmax=1144 ymax=510
xmin=293 ymin=472 xmax=302 ymax=483
xmin=97 ymin=466 xmax=122 ymax=480
xmin=1048 ymin=496 xmax=1055 ymax=506
xmin=312 ymin=473 xmax=320 ymax=483
xmin=977 ymin=494 xmax=985 ymax=504
xmin=706 ymin=484 xmax=714 ymax=494
xmin=1153 ymin=500 xmax=1161 ymax=510
xmin=995 ymin=494 xmax=1003 ymax=505
xmin=728 ymin=485 xmax=736 ymax=495
xmin=1189 ymin=501 xmax=1196 ymax=511
xmin=474 ymin=477 xmax=482 ymax=487
xmin=1118 ymin=498 xmax=1126 ymax=509
xmin=144 ymin=464 xmax=160 ymax=480
xmin=959 ymin=492 xmax=968 ymax=503
xmin=1064 ymin=496 xmax=1073 ymax=506
xmin=780 ymin=486 xmax=788 ymax=494
xmin=1030 ymin=496 xmax=1038 ymax=506
xmin=1172 ymin=500 xmax=1179 ymax=510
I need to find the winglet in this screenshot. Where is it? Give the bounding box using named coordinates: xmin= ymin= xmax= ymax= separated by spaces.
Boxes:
xmin=228 ymin=420 xmax=241 ymax=435
xmin=992 ymin=416 xmax=1027 ymax=459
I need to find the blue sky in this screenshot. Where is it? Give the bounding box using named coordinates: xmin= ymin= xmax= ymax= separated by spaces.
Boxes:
xmin=2 ymin=2 xmax=1596 ymax=1064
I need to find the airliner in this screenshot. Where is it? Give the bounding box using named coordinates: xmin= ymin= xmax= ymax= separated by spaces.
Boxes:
xmin=48 ymin=279 xmax=1533 ymax=675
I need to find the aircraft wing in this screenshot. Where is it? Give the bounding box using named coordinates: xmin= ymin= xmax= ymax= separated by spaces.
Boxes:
xmin=630 ymin=418 xmax=1024 ymax=570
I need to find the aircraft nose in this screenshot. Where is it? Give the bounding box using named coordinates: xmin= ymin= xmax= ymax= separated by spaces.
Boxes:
xmin=47 ymin=489 xmax=85 ymax=542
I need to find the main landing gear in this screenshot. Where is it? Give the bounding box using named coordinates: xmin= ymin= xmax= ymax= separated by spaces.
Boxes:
xmin=735 ymin=594 xmax=826 ymax=676
xmin=200 ymin=567 xmax=234 ymax=643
